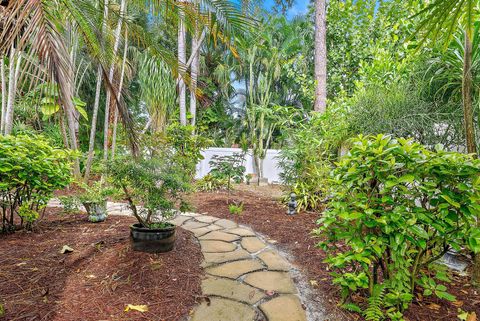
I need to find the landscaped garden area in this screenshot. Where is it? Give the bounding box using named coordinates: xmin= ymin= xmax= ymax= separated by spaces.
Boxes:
xmin=1 ymin=0 xmax=480 ymax=320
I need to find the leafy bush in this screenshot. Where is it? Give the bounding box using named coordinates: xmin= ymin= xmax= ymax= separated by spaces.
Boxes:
xmin=0 ymin=135 xmax=73 ymax=232
xmin=279 ymin=109 xmax=347 ymax=211
xmin=209 ymin=153 xmax=246 ymax=190
xmin=348 ymin=80 xmax=464 ymax=151
xmin=107 ymin=154 xmax=190 ymax=228
xmin=58 ymin=196 xmax=80 ymax=214
xmin=228 ymin=202 xmax=244 ymax=215
xmin=195 ymin=174 xmax=228 ymax=192
xmin=77 ymin=181 xmax=118 ymax=205
xmin=316 ymin=134 xmax=480 ymax=320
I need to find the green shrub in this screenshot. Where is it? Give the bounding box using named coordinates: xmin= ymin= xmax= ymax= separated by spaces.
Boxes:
xmin=0 ymin=135 xmax=73 ymax=232
xmin=279 ymin=110 xmax=347 ymax=211
xmin=77 ymin=181 xmax=118 ymax=205
xmin=228 ymin=202 xmax=244 ymax=215
xmin=107 ymin=155 xmax=191 ymax=228
xmin=209 ymin=153 xmax=246 ymax=190
xmin=195 ymin=174 xmax=228 ymax=192
xmin=316 ymin=134 xmax=480 ymax=320
xmin=58 ymin=196 xmax=80 ymax=214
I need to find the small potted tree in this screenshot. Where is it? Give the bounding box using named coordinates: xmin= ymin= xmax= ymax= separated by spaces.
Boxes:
xmin=77 ymin=182 xmax=116 ymax=222
xmin=107 ymin=155 xmax=190 ymax=253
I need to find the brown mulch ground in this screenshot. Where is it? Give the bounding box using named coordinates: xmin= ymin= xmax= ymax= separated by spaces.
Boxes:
xmin=187 ymin=188 xmax=480 ymax=321
xmin=0 ymin=208 xmax=203 ymax=321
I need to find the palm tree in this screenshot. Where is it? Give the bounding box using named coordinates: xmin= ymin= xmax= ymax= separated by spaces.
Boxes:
xmin=103 ymin=0 xmax=127 ymax=162
xmin=178 ymin=1 xmax=187 ymax=126
xmin=314 ymin=0 xmax=327 ymax=113
xmin=414 ymin=0 xmax=479 ymax=285
xmin=0 ymin=0 xmax=124 ymax=176
xmin=190 ymin=0 xmax=200 ymax=127
xmin=84 ymin=0 xmax=110 ymax=182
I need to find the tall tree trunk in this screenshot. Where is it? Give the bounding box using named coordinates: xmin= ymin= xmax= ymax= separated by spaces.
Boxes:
xmin=103 ymin=0 xmax=126 ymax=161
xmin=465 ymin=31 xmax=480 ymax=285
xmin=84 ymin=0 xmax=109 ymax=182
xmin=1 ymin=56 xmax=6 ymax=133
xmin=84 ymin=67 xmax=104 ymax=182
xmin=189 ymin=9 xmax=200 ymax=127
xmin=111 ymin=30 xmax=128 ymax=160
xmin=463 ymin=32 xmax=477 ymax=155
xmin=59 ymin=113 xmax=70 ymax=149
xmin=314 ymin=0 xmax=327 ymax=113
xmin=178 ymin=2 xmax=187 ymax=126
xmin=4 ymin=47 xmax=21 ymax=135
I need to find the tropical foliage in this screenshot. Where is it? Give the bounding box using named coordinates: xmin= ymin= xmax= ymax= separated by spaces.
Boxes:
xmin=0 ymin=135 xmax=73 ymax=232
xmin=316 ymin=135 xmax=480 ymax=320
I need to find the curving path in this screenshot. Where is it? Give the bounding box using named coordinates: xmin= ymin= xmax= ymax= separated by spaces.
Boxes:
xmin=169 ymin=212 xmax=307 ymax=321
xmin=48 ymin=200 xmax=308 ymax=321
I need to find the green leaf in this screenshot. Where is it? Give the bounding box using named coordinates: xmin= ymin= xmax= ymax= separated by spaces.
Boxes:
xmin=41 ymin=104 xmax=60 ymax=116
xmin=409 ymin=225 xmax=429 ymax=239
xmin=398 ymin=174 xmax=415 ymax=183
xmin=435 ymin=290 xmax=456 ymax=302
xmin=75 ymin=105 xmax=88 ymax=121
xmin=440 ymin=195 xmax=460 ymax=208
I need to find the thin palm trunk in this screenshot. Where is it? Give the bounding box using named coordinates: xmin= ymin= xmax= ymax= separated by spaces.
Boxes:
xmin=111 ymin=30 xmax=128 ymax=159
xmin=103 ymin=0 xmax=126 ymax=161
xmin=1 ymin=56 xmax=6 ymax=133
xmin=84 ymin=67 xmax=104 ymax=181
xmin=465 ymin=31 xmax=480 ymax=285
xmin=84 ymin=1 xmax=109 ymax=182
xmin=175 ymin=30 xmax=205 ymax=87
xmin=4 ymin=47 xmax=22 ymax=135
xmin=178 ymin=3 xmax=187 ymax=126
xmin=190 ymin=13 xmax=200 ymax=127
xmin=314 ymin=0 xmax=327 ymax=113
xmin=462 ymin=32 xmax=477 ymax=155
xmin=59 ymin=112 xmax=70 ymax=149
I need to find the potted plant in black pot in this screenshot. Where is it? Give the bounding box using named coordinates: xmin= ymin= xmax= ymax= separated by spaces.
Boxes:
xmin=77 ymin=182 xmax=116 ymax=222
xmin=107 ymin=155 xmax=190 ymax=253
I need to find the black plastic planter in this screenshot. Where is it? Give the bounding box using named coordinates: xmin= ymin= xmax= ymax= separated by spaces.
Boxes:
xmin=130 ymin=223 xmax=176 ymax=253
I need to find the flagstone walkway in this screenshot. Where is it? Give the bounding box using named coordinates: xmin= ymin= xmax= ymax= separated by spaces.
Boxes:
xmin=48 ymin=200 xmax=307 ymax=321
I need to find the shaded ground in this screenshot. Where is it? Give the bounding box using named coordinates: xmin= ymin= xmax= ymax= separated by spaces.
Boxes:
xmin=0 ymin=208 xmax=203 ymax=321
xmin=187 ymin=188 xmax=480 ymax=321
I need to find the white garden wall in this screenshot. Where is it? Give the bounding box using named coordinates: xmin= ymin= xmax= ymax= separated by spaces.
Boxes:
xmin=195 ymin=148 xmax=282 ymax=184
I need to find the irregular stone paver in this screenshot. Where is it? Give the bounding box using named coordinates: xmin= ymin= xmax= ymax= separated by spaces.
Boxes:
xmin=199 ymin=231 xmax=240 ymax=242
xmin=190 ymin=298 xmax=255 ymax=321
xmin=195 ymin=215 xmax=220 ymax=224
xmin=206 ymin=224 xmax=224 ymax=231
xmin=202 ymin=276 xmax=266 ymax=305
xmin=190 ymin=227 xmax=213 ymax=237
xmin=202 ymin=248 xmax=251 ymax=266
xmin=258 ymin=250 xmax=291 ymax=271
xmin=215 ymin=219 xmax=238 ymax=229
xmin=206 ymin=259 xmax=264 ymax=279
xmin=241 ymin=237 xmax=267 ymax=253
xmin=169 ymin=215 xmax=191 ymax=226
xmin=225 ymin=227 xmax=256 ymax=237
xmin=182 ymin=220 xmax=209 ymax=230
xmin=49 ymin=200 xmax=306 ymax=321
xmin=200 ymin=240 xmax=237 ymax=253
xmin=244 ymin=271 xmax=297 ymax=294
xmin=181 ymin=212 xmax=201 ymax=217
xmin=259 ymin=295 xmax=306 ymax=321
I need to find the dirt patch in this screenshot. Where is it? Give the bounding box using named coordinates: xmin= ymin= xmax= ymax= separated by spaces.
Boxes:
xmin=187 ymin=189 xmax=480 ymax=321
xmin=0 ymin=208 xmax=203 ymax=321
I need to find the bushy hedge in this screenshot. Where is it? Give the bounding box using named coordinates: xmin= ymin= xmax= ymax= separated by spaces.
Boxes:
xmin=316 ymin=134 xmax=480 ymax=320
xmin=0 ymin=135 xmax=73 ymax=232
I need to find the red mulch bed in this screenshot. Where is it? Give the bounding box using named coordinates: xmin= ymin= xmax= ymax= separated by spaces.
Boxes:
xmin=187 ymin=189 xmax=480 ymax=321
xmin=0 ymin=208 xmax=203 ymax=321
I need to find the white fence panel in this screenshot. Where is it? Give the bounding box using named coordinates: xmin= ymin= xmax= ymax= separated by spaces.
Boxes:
xmin=195 ymin=148 xmax=282 ymax=184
